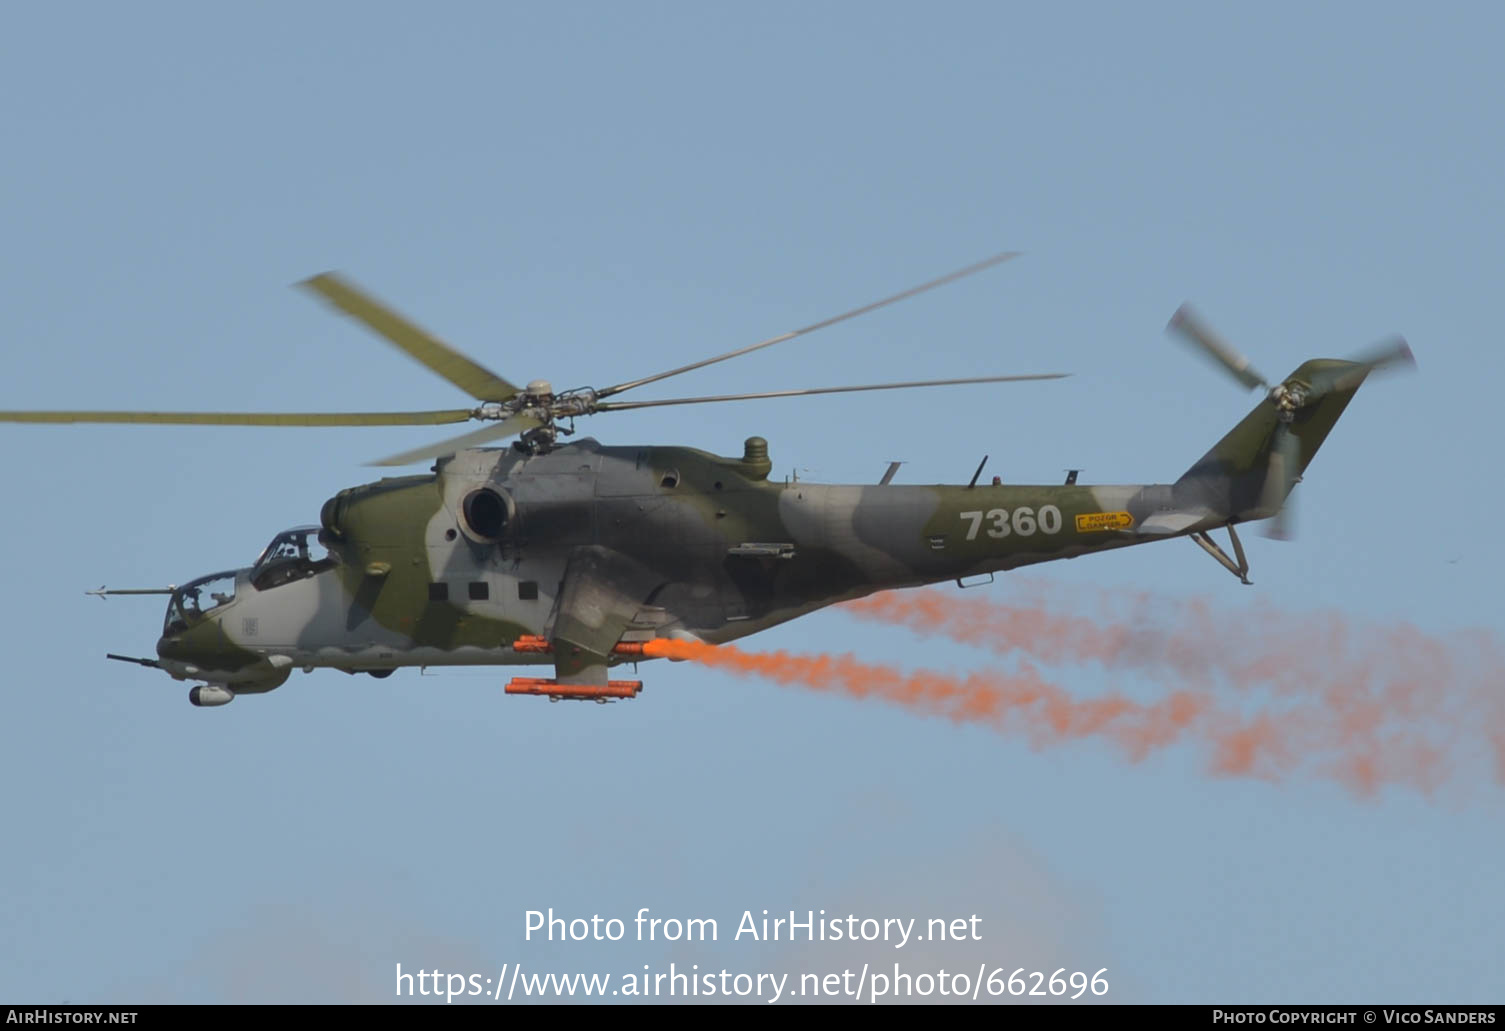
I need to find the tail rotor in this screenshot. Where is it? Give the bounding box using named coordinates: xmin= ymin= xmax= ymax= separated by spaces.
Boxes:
xmin=1167 ymin=303 xmax=1415 ymax=540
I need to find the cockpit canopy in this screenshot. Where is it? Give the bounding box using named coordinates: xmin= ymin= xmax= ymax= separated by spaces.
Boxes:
xmin=251 ymin=526 xmax=337 ymax=591
xmin=164 ymin=571 xmax=239 ymax=635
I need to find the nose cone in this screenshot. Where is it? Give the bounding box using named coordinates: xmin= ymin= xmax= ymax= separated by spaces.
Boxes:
xmin=156 ymin=615 xmax=227 ymax=669
xmin=155 ymin=610 xmax=263 ymax=681
xmin=156 ymin=634 xmax=185 ymax=662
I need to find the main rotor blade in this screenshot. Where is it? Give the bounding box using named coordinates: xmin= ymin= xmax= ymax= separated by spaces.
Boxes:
xmin=594 ymin=373 xmax=1067 ymax=412
xmin=595 ymin=252 xmax=1021 ymax=400
xmin=300 ymin=273 xmax=521 ymax=403
xmin=0 ymin=409 xmax=474 ymax=426
xmin=368 ymin=411 xmax=541 ymax=467
xmin=1167 ymin=303 xmax=1270 ymax=391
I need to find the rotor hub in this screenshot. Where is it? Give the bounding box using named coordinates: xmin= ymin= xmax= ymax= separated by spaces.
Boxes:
xmin=1269 ymin=382 xmax=1307 ymax=421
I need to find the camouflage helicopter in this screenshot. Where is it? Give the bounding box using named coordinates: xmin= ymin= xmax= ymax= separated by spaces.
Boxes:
xmin=1 ymin=254 xmax=1412 ymax=706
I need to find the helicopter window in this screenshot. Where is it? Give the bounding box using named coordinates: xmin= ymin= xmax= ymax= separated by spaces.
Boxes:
xmin=429 ymin=582 xmax=449 ymax=602
xmin=468 ymin=582 xmax=489 ymax=601
xmin=518 ymin=581 xmax=539 ymax=601
xmin=163 ymin=572 xmax=239 ymax=635
xmin=251 ymin=526 xmax=335 ymax=591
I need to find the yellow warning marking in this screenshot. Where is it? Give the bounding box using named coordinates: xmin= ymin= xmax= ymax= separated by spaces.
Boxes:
xmin=1075 ymin=511 xmax=1134 ymax=532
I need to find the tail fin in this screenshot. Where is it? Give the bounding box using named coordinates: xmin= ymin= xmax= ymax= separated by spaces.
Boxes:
xmin=1176 ymin=359 xmax=1369 ymax=522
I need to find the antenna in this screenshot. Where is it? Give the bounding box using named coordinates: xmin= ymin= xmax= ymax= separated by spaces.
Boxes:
xmin=967 ymin=455 xmax=989 ymax=488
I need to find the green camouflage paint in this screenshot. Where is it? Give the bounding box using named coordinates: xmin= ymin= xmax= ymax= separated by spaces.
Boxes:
xmin=147 ymin=359 xmax=1370 ymax=702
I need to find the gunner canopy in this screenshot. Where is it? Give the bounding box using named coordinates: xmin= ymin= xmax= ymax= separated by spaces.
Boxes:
xmin=163 ymin=571 xmax=239 ymax=635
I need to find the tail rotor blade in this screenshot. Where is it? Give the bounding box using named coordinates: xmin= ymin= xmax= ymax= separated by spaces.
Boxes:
xmin=1167 ymin=303 xmax=1270 ymax=391
xmin=1264 ymin=489 xmax=1297 ymax=542
xmin=1259 ymin=423 xmax=1301 ymax=540
xmin=1304 ymin=336 xmax=1415 ymax=401
xmin=1353 ymin=335 xmax=1415 ymax=372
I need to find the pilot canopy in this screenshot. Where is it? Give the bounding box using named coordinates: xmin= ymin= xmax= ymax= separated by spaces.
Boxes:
xmin=250 ymin=526 xmax=336 ymax=591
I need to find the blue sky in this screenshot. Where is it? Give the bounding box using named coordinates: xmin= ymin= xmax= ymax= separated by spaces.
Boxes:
xmin=2 ymin=2 xmax=1501 ymax=1005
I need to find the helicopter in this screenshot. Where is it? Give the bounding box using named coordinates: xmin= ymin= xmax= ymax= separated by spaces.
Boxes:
xmin=1 ymin=254 xmax=1412 ymax=705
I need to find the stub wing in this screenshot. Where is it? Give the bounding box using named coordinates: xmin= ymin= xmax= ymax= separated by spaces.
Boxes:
xmin=505 ymin=546 xmax=662 ymax=701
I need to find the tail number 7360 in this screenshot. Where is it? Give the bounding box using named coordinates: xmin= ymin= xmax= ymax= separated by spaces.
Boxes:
xmin=960 ymin=506 xmax=1062 ymax=540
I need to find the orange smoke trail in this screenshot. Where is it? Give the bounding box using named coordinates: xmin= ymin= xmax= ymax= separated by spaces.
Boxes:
xmin=836 ymin=584 xmax=1505 ymax=797
xmin=642 ymin=638 xmax=1212 ymax=761
xmin=640 ymin=637 xmax=1438 ymax=789
xmin=644 ymin=629 xmax=1493 ymax=797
